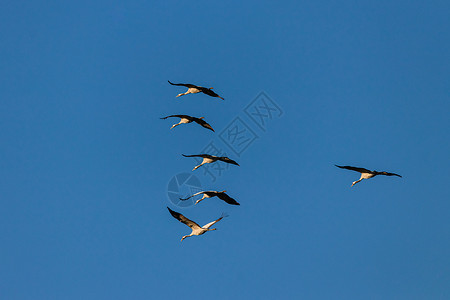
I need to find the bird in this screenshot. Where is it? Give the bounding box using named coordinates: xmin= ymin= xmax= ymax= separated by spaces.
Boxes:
xmin=160 ymin=114 xmax=214 ymax=132
xmin=168 ymin=80 xmax=224 ymax=100
xmin=182 ymin=154 xmax=239 ymax=171
xmin=335 ymin=165 xmax=402 ymax=186
xmin=167 ymin=207 xmax=227 ymax=241
xmin=180 ymin=190 xmax=240 ymax=206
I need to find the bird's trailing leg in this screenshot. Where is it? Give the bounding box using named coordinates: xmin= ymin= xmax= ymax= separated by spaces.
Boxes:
xmin=170 ymin=122 xmax=181 ymax=129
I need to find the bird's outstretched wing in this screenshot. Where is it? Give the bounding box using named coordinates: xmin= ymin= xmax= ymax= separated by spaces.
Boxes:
xmin=335 ymin=165 xmax=371 ymax=173
xmin=217 ymin=192 xmax=240 ymax=205
xmin=202 ymin=213 xmax=228 ymax=229
xmin=218 ymin=157 xmax=239 ymax=166
xmin=160 ymin=115 xmax=191 ymax=120
xmin=378 ymin=171 xmax=402 ymax=177
xmin=179 ymin=191 xmax=205 ymax=201
xmin=193 ymin=118 xmax=215 ymax=132
xmin=182 ymin=154 xmax=213 ymax=158
xmin=168 ymin=80 xmax=197 ymax=88
xmin=167 ymin=207 xmax=201 ymax=229
xmin=200 ymin=88 xmax=224 ymax=100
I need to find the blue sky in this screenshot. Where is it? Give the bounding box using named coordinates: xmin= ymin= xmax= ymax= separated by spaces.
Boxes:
xmin=1 ymin=0 xmax=449 ymax=299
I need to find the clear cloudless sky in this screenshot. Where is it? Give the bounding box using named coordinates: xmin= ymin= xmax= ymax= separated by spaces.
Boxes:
xmin=1 ymin=0 xmax=449 ymax=299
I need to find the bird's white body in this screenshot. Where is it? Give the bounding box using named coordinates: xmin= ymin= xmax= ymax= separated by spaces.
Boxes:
xmin=177 ymin=88 xmax=201 ymax=98
xmin=180 ymin=220 xmax=222 ymax=241
xmin=171 ymin=117 xmax=191 ymax=129
xmin=361 ymin=173 xmax=375 ymax=179
xmin=193 ymin=157 xmax=215 ymax=170
xmin=352 ymin=172 xmax=376 ymax=186
xmin=183 ymin=225 xmax=217 ymax=241
xmin=195 ymin=193 xmax=211 ymax=205
xmin=183 ymin=154 xmax=239 ymax=171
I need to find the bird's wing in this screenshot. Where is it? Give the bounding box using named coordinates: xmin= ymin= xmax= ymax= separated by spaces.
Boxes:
xmin=160 ymin=115 xmax=191 ymax=120
xmin=202 ymin=213 xmax=228 ymax=229
xmin=167 ymin=207 xmax=201 ymax=229
xmin=218 ymin=157 xmax=239 ymax=166
xmin=217 ymin=193 xmax=240 ymax=205
xmin=179 ymin=191 xmax=205 ymax=201
xmin=182 ymin=154 xmax=212 ymax=158
xmin=193 ymin=118 xmax=215 ymax=132
xmin=201 ymin=88 xmax=224 ymax=99
xmin=335 ymin=165 xmax=371 ymax=173
xmin=379 ymin=171 xmax=402 ymax=177
xmin=168 ymin=80 xmax=196 ymax=88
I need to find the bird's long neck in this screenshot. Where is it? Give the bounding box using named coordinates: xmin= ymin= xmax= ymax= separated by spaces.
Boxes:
xmin=181 ymin=234 xmax=193 ymax=241
xmin=195 ymin=194 xmax=207 ymax=205
xmin=352 ymin=179 xmax=362 ymax=186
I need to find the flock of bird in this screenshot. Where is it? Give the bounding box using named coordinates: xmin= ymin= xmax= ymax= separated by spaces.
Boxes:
xmin=163 ymin=81 xmax=402 ymax=242
xmin=163 ymin=81 xmax=240 ymax=242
